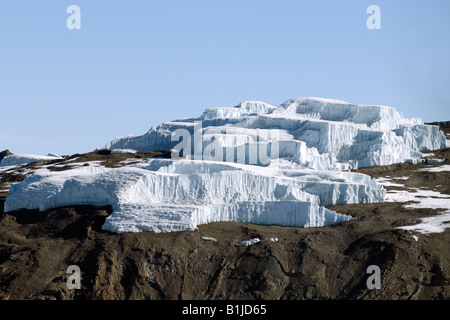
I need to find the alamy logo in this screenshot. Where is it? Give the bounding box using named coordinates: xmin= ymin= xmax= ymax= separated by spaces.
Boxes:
xmin=66 ymin=5 xmax=81 ymax=30
xmin=366 ymin=5 xmax=381 ymax=30
xmin=171 ymin=121 xmax=279 ymax=165
xmin=366 ymin=265 xmax=381 ymax=289
xmin=66 ymin=265 xmax=81 ymax=290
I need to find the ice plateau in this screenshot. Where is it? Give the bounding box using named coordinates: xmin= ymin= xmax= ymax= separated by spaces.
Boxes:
xmin=105 ymin=98 xmax=445 ymax=169
xmin=4 ymin=98 xmax=446 ymax=233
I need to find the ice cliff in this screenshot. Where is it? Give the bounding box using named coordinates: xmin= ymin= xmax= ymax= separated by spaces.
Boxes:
xmin=105 ymin=98 xmax=445 ymax=169
xmin=4 ymin=98 xmax=446 ymax=233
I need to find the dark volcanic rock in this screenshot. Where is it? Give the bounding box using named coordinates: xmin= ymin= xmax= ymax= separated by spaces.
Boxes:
xmin=96 ymin=149 xmax=112 ymax=155
xmin=0 ymin=150 xmax=13 ymax=162
xmin=426 ymin=121 xmax=450 ymax=129
xmin=0 ymin=201 xmax=449 ymax=300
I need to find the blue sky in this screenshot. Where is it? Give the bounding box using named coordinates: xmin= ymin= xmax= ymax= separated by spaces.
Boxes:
xmin=1 ymin=0 xmax=449 ymax=155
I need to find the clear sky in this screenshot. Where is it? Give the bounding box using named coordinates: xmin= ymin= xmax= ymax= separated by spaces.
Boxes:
xmin=1 ymin=0 xmax=449 ymax=155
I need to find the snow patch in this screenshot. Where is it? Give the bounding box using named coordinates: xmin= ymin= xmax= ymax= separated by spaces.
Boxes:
xmin=111 ymin=149 xmax=137 ymax=154
xmin=201 ymin=236 xmax=217 ymax=242
xmin=237 ymin=238 xmax=261 ymax=247
xmin=383 ymin=181 xmax=450 ymax=234
xmin=417 ymin=165 xmax=450 ymax=172
xmin=385 ymin=188 xmax=450 ymax=207
xmin=375 ymin=178 xmax=405 ymax=188
xmin=46 ymin=152 xmax=61 ymax=158
xmin=0 ymin=154 xmax=62 ymax=167
xmin=399 ymin=211 xmax=450 ymax=234
xmin=377 ymin=175 xmax=450 ymax=234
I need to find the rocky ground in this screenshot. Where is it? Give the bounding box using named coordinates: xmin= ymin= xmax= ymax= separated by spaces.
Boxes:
xmin=0 ymin=127 xmax=449 ymax=300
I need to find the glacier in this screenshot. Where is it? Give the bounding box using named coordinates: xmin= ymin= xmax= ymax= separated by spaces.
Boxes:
xmin=4 ymin=159 xmax=373 ymax=233
xmin=105 ymin=98 xmax=445 ymax=169
xmin=3 ymin=98 xmax=446 ymax=233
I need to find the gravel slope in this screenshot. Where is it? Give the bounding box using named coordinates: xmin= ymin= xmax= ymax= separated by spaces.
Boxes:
xmin=0 ymin=129 xmax=449 ymax=300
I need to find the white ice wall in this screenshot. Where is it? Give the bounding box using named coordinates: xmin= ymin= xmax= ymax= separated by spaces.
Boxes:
xmin=3 ymin=97 xmax=445 ymax=233
xmin=104 ymin=98 xmax=445 ymax=169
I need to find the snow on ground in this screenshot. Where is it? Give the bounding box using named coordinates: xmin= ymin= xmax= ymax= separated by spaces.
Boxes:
xmin=66 ymin=160 xmax=104 ymax=168
xmin=201 ymin=236 xmax=217 ymax=242
xmin=385 ymin=188 xmax=450 ymax=209
xmin=237 ymin=238 xmax=261 ymax=247
xmin=399 ymin=211 xmax=450 ymax=234
xmin=0 ymin=165 xmax=18 ymax=174
xmin=417 ymin=165 xmax=450 ymax=173
xmin=375 ymin=177 xmax=406 ymax=188
xmin=111 ymin=149 xmax=137 ymax=154
xmin=0 ymin=154 xmax=62 ymax=167
xmin=3 ymin=98 xmax=447 ymax=233
xmin=0 ymin=182 xmax=12 ymax=193
xmin=377 ymin=175 xmax=450 ymax=235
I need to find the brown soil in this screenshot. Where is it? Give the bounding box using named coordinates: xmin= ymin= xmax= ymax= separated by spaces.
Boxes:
xmin=0 ymin=129 xmax=449 ymax=300
xmin=1 ymin=200 xmax=449 ymax=300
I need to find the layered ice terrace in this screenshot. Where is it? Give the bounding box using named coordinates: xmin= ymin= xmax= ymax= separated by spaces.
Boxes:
xmin=4 ymin=98 xmax=446 ymax=233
